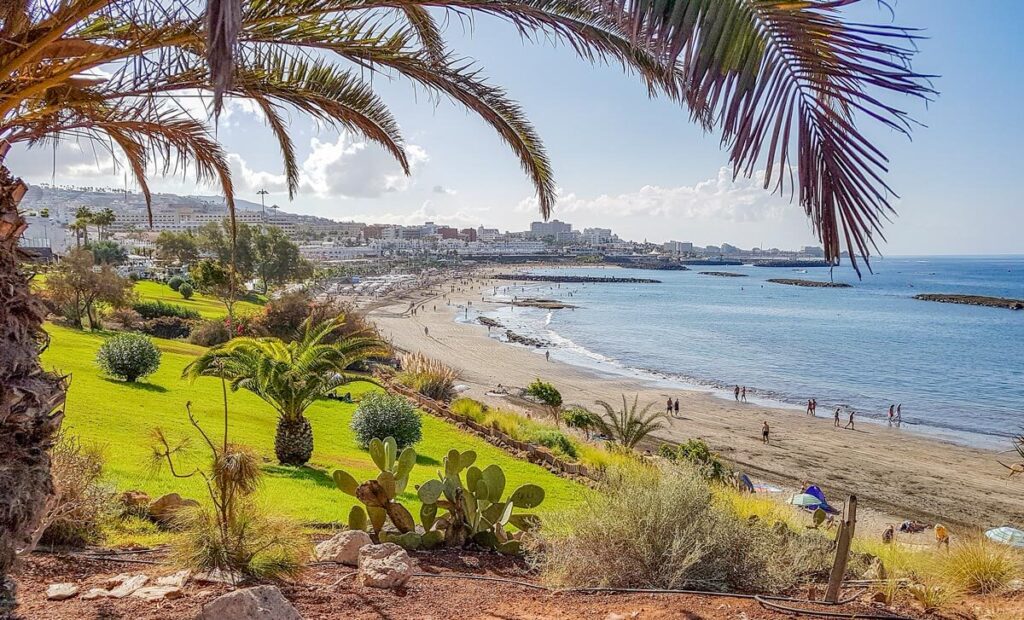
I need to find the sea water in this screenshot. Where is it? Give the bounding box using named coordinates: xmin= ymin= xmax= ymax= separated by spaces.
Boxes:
xmin=473 ymin=257 xmax=1024 ymax=449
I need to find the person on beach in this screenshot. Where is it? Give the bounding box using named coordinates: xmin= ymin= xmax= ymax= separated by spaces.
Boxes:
xmin=834 ymin=407 xmax=841 ymax=428
xmin=545 ymin=350 xmax=550 ymax=362
xmin=882 ymin=524 xmax=895 ymax=545
xmin=674 ymin=399 xmax=680 ymax=417
xmin=806 ymin=399 xmax=813 ymax=415
xmin=935 ymin=524 xmax=950 ymax=550
xmin=896 ymin=404 xmax=902 ymax=425
xmin=667 ymin=398 xmax=673 ymax=414
xmin=762 ymin=421 xmax=770 ymax=444
xmin=811 ymin=399 xmax=817 ymax=416
xmin=741 ymin=386 xmax=748 ymax=403
xmin=734 ymin=385 xmax=740 ymax=401
xmin=424 ymin=326 xmax=429 ymax=337
xmin=845 ymin=410 xmax=855 ymax=430
xmin=888 ymin=404 xmax=895 ymax=425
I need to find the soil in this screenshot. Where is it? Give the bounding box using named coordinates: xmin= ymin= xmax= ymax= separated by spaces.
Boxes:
xmin=7 ymin=550 xmax=938 ymax=620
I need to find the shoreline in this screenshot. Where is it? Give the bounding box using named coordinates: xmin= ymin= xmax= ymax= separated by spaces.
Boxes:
xmin=366 ymin=268 xmax=1021 ymax=531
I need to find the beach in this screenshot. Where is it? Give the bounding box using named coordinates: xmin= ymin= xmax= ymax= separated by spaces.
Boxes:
xmin=366 ymin=269 xmax=1023 ymax=532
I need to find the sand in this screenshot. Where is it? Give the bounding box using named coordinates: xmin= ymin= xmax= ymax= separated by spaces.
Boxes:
xmin=367 ymin=271 xmax=1023 ymax=532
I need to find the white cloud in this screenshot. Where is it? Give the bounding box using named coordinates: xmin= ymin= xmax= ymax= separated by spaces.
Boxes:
xmin=227 ymin=154 xmax=289 ymax=194
xmin=432 ymin=185 xmax=457 ymax=195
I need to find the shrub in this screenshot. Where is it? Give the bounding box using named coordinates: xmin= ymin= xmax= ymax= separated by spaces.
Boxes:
xmin=526 ymin=379 xmax=562 ymax=407
xmin=140 ymin=316 xmax=192 ymax=339
xmin=534 ymin=463 xmax=847 ymax=594
xmin=662 ymin=439 xmax=731 ymax=483
xmin=189 ymin=318 xmax=232 ymax=347
xmin=168 ymin=276 xmax=184 ymax=291
xmin=96 ymin=332 xmax=161 ymax=382
xmin=351 ymin=392 xmax=422 ymax=449
xmin=178 ymin=282 xmax=194 ymax=299
xmin=938 ymin=538 xmax=1020 ymax=594
xmin=535 ymin=430 xmax=578 ymax=459
xmin=561 ymin=407 xmax=595 ymax=433
xmin=35 ymin=433 xmax=114 ymax=548
xmin=106 ymin=307 xmax=144 ymax=331
xmin=450 ymin=397 xmax=487 ymax=423
xmin=396 ymin=352 xmax=459 ymax=401
xmin=133 ymin=299 xmax=201 ymax=320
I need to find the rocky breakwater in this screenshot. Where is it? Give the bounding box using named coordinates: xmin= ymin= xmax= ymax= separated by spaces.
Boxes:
xmin=698 ymin=271 xmax=748 ymax=278
xmin=493 ymin=274 xmax=660 ymax=284
xmin=915 ymin=294 xmax=1024 ymax=310
xmin=767 ymin=278 xmax=851 ymax=288
xmin=512 ymin=298 xmax=577 ymax=310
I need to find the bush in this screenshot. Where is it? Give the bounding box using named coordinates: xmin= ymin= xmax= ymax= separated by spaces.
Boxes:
xmin=535 ymin=430 xmax=578 ymax=459
xmin=350 ymin=392 xmax=422 ymax=449
xmin=534 ymin=463 xmax=849 ymax=594
xmin=450 ymin=397 xmax=487 ymax=422
xmin=106 ymin=307 xmax=144 ymax=331
xmin=526 ymin=379 xmax=562 ymax=407
xmin=938 ymin=538 xmax=1020 ymax=594
xmin=178 ymin=282 xmax=194 ymax=299
xmin=189 ymin=318 xmax=232 ymax=347
xmin=96 ymin=332 xmax=161 ymax=382
xmin=140 ymin=316 xmax=192 ymax=339
xmin=168 ymin=276 xmax=184 ymax=291
xmin=562 ymin=407 xmax=595 ymax=431
xmin=133 ymin=300 xmax=201 ymax=320
xmin=37 ymin=433 xmax=114 ymax=548
xmin=396 ymin=352 xmax=459 ymax=401
xmin=661 ymin=439 xmax=731 ymax=483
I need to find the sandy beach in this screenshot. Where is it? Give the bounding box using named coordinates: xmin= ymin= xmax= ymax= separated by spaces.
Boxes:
xmin=366 ymin=269 xmax=1023 ymax=532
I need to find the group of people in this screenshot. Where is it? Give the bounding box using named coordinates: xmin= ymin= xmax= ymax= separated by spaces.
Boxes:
xmin=665 ymin=397 xmax=680 ymax=417
xmin=733 ymin=385 xmax=748 ymax=403
xmin=887 ymin=403 xmax=903 ymax=426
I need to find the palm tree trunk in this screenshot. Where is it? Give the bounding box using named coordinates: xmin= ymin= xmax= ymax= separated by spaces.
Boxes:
xmin=274 ymin=415 xmax=313 ymax=466
xmin=0 ymin=160 xmax=67 ymax=610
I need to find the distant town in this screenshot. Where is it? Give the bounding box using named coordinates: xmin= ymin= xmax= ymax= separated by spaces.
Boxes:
xmin=18 ymin=184 xmax=828 ymax=271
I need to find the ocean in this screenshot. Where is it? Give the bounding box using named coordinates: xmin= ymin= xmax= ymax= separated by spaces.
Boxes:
xmin=471 ymin=256 xmax=1024 ymax=450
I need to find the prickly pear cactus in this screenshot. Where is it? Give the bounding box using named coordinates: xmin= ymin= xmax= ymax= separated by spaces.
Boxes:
xmin=333 ymin=436 xmax=417 ymax=536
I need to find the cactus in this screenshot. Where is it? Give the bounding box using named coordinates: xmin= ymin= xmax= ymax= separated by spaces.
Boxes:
xmin=333 ymin=436 xmax=417 ymax=536
xmin=416 ymin=454 xmax=545 ymax=554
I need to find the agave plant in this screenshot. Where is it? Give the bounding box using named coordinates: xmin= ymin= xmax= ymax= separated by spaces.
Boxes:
xmin=591 ymin=395 xmax=668 ymax=450
xmin=183 ymin=316 xmax=386 ymax=465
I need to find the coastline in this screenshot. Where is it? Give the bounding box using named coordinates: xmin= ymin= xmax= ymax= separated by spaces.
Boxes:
xmin=366 ymin=268 xmax=1022 ymax=531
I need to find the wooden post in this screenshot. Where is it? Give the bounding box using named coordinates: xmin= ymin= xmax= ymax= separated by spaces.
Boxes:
xmin=825 ymin=494 xmax=857 ymax=603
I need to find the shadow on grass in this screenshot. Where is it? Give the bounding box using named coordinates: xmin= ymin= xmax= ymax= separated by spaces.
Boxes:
xmin=102 ymin=377 xmax=168 ymax=393
xmin=415 ymin=453 xmax=440 ymax=466
xmin=264 ymin=464 xmax=336 ymax=488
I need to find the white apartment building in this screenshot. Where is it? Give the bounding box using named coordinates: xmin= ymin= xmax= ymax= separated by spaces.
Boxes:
xmin=582 ymin=227 xmax=613 ymax=244
xmin=18 ymin=215 xmax=73 ymax=254
xmin=663 ymin=240 xmax=693 ymax=254
xmin=299 ymin=243 xmax=381 ymax=262
xmin=476 ymin=226 xmax=500 ymax=242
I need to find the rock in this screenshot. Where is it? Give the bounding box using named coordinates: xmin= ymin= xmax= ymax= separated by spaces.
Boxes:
xmin=103 ymin=573 xmax=133 ymax=589
xmin=148 ymin=493 xmax=200 ymax=525
xmin=315 ymin=530 xmax=372 ymax=566
xmin=155 ymin=570 xmax=191 ymax=588
xmin=871 ymin=591 xmax=889 ymax=603
xmin=357 ymin=543 xmax=415 ymax=589
xmin=131 ymin=586 xmax=183 ymax=601
xmin=82 ymin=588 xmax=108 ymax=600
xmin=198 ymin=585 xmax=301 ymax=620
xmin=862 ymin=557 xmax=887 ymax=581
xmin=119 ymin=490 xmax=151 ymax=516
xmin=194 ymin=568 xmax=242 ymax=586
xmin=107 ymin=574 xmax=149 ymax=598
xmin=46 ymin=583 xmax=79 ymax=601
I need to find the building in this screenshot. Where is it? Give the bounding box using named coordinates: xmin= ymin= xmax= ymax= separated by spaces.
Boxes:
xmin=18 ymin=215 xmax=73 ymax=255
xmin=720 ymin=243 xmax=741 ymax=255
xmin=582 ymin=228 xmax=613 ymax=245
xmin=662 ymin=240 xmax=693 ymax=255
xmin=476 ymin=226 xmax=500 ymax=242
xmin=459 ymin=228 xmax=477 ymax=242
xmin=529 ymin=219 xmax=572 ymax=238
xmin=299 ymin=243 xmax=381 ymax=262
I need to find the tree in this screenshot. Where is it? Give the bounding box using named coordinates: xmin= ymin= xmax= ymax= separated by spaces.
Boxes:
xmin=197 ymin=221 xmax=256 ymax=279
xmin=183 ymin=317 xmax=387 ymax=465
xmin=526 ymin=379 xmax=563 ymax=427
xmin=190 ymin=259 xmax=244 ymax=325
xmin=88 ymin=240 xmax=127 ymax=265
xmin=154 ymin=231 xmax=199 ymax=265
xmin=91 ymin=208 xmax=116 ymax=241
xmin=253 ymin=227 xmax=312 ymax=293
xmin=43 ymin=249 xmax=133 ymax=329
xmin=72 ymin=207 xmax=93 ymax=247
xmin=590 ymin=395 xmax=668 ymax=450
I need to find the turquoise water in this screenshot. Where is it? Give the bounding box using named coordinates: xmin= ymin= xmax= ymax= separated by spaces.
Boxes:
xmin=475 ymin=257 xmax=1024 ymax=449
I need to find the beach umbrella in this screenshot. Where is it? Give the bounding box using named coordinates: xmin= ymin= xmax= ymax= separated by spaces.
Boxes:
xmin=787 ymin=493 xmax=822 ymax=508
xmin=985 ymin=527 xmax=1024 ymax=548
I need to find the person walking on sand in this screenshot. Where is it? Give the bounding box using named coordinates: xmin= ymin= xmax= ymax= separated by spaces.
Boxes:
xmin=834 ymin=407 xmax=841 ymax=428
xmin=888 ymin=404 xmax=895 ymax=426
xmin=896 ymin=403 xmax=902 ymax=425
xmin=545 ymin=350 xmax=550 ymax=362
xmin=734 ymin=385 xmax=740 ymax=401
xmin=935 ymin=524 xmax=950 ymax=551
xmin=674 ymin=398 xmax=680 ymax=417
xmin=667 ymin=398 xmax=673 ymax=414
xmin=845 ymin=410 xmax=855 ymax=430
xmin=806 ymin=399 xmax=813 ymax=416
xmin=762 ymin=421 xmax=770 ymax=444
xmin=811 ymin=399 xmax=817 ymax=416
xmin=741 ymin=386 xmax=748 ymax=403
xmin=424 ymin=326 xmax=429 ymax=337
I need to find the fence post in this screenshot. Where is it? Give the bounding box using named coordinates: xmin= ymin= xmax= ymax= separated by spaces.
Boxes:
xmin=825 ymin=494 xmax=857 ymax=603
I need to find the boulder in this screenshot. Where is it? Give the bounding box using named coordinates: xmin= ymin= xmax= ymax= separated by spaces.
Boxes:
xmin=155 ymin=570 xmax=191 ymax=588
xmin=119 ymin=490 xmax=151 ymax=516
xmin=357 ymin=543 xmax=414 ymax=589
xmin=314 ymin=530 xmax=372 ymax=566
xmin=148 ymin=493 xmax=200 ymax=525
xmin=197 ymin=585 xmax=301 ymax=620
xmin=46 ymin=583 xmax=78 ymax=601
xmin=82 ymin=588 xmax=108 ymax=600
xmin=131 ymin=586 xmax=183 ymax=601
xmin=107 ymin=574 xmax=149 ymax=598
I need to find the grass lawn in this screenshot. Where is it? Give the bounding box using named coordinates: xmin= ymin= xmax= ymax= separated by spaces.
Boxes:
xmin=43 ymin=325 xmax=584 ymax=527
xmin=133 ymin=280 xmax=264 ymax=319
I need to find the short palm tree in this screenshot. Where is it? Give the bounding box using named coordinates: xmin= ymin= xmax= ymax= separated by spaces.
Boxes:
xmin=591 ymin=395 xmax=668 ymax=450
xmin=183 ymin=316 xmax=387 ymax=466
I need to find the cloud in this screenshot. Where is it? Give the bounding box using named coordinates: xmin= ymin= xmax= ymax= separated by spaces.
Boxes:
xmin=300 ymin=134 xmax=428 ymax=199
xmin=432 ymin=185 xmax=457 ymax=195
xmin=516 ymin=167 xmax=791 ymax=223
xmin=227 ymin=154 xmax=289 ymax=194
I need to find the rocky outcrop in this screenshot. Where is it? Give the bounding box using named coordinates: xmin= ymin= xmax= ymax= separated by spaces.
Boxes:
xmin=315 ymin=529 xmax=372 ymax=566
xmin=914 ymin=293 xmax=1024 ymax=310
xmin=504 ymin=330 xmax=548 ymax=348
xmin=767 ymin=278 xmax=851 ymax=288
xmin=358 ymin=543 xmax=415 ymax=589
xmin=148 ymin=493 xmax=199 ymax=525
xmin=198 ymin=585 xmax=301 ymax=620
xmin=698 ymin=271 xmax=748 ymax=277
xmin=511 ymin=298 xmax=577 ymax=310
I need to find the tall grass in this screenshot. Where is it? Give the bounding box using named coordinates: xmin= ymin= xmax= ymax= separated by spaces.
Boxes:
xmin=937 ymin=538 xmax=1021 ymax=594
xmin=396 ymin=352 xmax=460 ymax=401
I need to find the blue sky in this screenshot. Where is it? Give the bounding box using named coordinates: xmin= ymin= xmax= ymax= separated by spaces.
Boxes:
xmin=13 ymin=0 xmax=1024 ymax=254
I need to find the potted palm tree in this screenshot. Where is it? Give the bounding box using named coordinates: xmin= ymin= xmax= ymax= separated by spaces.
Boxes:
xmin=183 ymin=316 xmax=387 ymax=466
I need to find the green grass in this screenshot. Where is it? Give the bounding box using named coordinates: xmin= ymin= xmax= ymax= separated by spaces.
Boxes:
xmin=44 ymin=325 xmax=584 ymax=528
xmin=132 ymin=280 xmax=264 ymax=319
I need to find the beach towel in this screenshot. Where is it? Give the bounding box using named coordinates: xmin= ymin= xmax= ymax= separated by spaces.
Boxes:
xmin=803 ymin=485 xmax=840 ymax=514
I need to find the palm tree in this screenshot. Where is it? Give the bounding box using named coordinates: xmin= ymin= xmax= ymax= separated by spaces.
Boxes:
xmin=183 ymin=316 xmax=387 ymax=466
xmin=591 ymin=395 xmax=668 ymax=450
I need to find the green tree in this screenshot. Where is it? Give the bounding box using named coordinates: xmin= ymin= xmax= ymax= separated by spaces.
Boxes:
xmin=253 ymin=227 xmax=312 ymax=293
xmin=590 ymin=395 xmax=668 ymax=450
xmin=72 ymin=206 xmax=93 ymax=247
xmin=154 ymin=231 xmax=199 ymax=265
xmin=87 ymin=240 xmax=127 ymax=265
xmin=197 ymin=220 xmax=255 ymax=280
xmin=91 ymin=208 xmax=116 ymax=241
xmin=526 ymin=379 xmax=563 ymax=427
xmin=183 ymin=317 xmax=387 ymax=465
xmin=190 ymin=259 xmax=244 ymax=324
xmin=43 ymin=249 xmax=133 ymax=329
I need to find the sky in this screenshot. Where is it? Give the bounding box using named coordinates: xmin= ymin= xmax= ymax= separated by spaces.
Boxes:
xmin=10 ymin=0 xmax=1024 ymax=254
